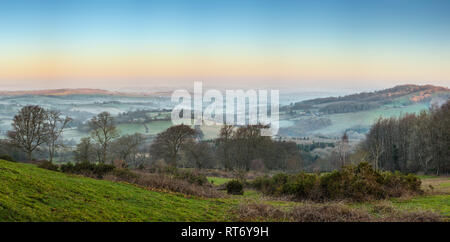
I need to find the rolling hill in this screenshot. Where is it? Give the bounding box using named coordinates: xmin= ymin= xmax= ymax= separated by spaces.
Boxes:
xmin=279 ymin=84 xmax=450 ymax=138
xmin=0 ymin=160 xmax=233 ymax=221
xmin=0 ymin=88 xmax=171 ymax=97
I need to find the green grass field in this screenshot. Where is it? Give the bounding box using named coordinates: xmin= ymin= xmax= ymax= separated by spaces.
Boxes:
xmin=207 ymin=176 xmax=232 ymax=186
xmin=117 ymin=120 xmax=172 ymax=136
xmin=313 ymin=103 xmax=429 ymax=135
xmin=1 ymin=160 xmax=448 ymax=221
xmin=0 ymin=160 xmax=235 ymax=221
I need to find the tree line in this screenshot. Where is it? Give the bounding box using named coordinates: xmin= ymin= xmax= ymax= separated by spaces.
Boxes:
xmin=2 ymin=99 xmax=448 ymax=175
xmin=361 ymin=100 xmax=450 ymax=175
xmin=3 ymin=106 xmax=147 ymax=167
xmin=2 ymin=105 xmax=303 ymax=172
xmin=149 ymin=124 xmax=303 ymax=172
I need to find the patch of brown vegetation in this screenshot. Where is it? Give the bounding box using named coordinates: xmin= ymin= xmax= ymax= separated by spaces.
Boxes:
xmin=232 ymin=202 xmax=442 ymax=222
xmin=421 ymin=177 xmax=450 ymax=195
xmin=369 ymin=202 xmax=443 ymax=222
xmin=104 ymin=170 xmax=224 ymax=198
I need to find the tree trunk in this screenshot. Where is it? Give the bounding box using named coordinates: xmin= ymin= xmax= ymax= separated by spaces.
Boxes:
xmin=27 ymin=151 xmax=32 ymax=161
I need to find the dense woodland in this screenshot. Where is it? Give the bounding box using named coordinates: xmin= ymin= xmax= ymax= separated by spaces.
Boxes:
xmin=362 ymin=100 xmax=450 ymax=175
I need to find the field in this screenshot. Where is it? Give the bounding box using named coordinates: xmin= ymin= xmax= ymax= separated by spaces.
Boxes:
xmin=1 ymin=159 xmax=448 ymax=222
xmin=207 ymin=176 xmax=232 ymax=185
xmin=0 ymin=160 xmax=235 ymax=221
xmin=313 ymin=103 xmax=429 ymax=135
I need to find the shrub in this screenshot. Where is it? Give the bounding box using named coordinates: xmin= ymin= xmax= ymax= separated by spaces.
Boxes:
xmin=0 ymin=154 xmax=15 ymax=162
xmin=112 ymin=168 xmax=139 ymax=180
xmin=152 ymin=166 xmax=208 ymax=186
xmin=38 ymin=160 xmax=59 ymax=171
xmin=104 ymin=171 xmax=223 ymax=198
xmin=226 ymin=180 xmax=244 ymax=195
xmin=173 ymin=170 xmax=208 ymax=186
xmin=382 ymin=171 xmax=422 ymax=197
xmin=60 ymin=162 xmax=74 ymax=173
xmin=251 ymin=175 xmax=272 ymax=193
xmin=320 ymin=162 xmax=386 ymax=201
xmin=60 ymin=162 xmax=115 ymax=178
xmin=251 ymin=162 xmax=422 ymax=202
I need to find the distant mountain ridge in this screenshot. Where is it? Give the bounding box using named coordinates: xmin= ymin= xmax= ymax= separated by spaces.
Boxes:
xmin=285 ymin=84 xmax=450 ymax=114
xmin=300 ymin=84 xmax=449 ymax=105
xmin=0 ymin=88 xmax=171 ymax=97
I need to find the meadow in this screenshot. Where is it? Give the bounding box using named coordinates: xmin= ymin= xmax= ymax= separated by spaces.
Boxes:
xmin=1 ymin=159 xmax=448 ymax=222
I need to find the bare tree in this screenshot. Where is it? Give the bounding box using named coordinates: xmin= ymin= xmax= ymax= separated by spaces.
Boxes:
xmin=150 ymin=124 xmax=196 ymax=166
xmin=337 ymin=132 xmax=350 ymax=167
xmin=216 ymin=125 xmax=234 ymax=170
xmin=89 ymin=112 xmax=119 ymax=163
xmin=111 ymin=133 xmax=145 ymax=167
xmin=46 ymin=110 xmax=72 ymax=162
xmin=8 ymin=105 xmax=49 ymax=160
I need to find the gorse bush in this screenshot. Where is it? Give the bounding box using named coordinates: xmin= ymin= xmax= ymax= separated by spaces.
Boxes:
xmin=253 ymin=172 xmax=320 ymax=199
xmin=112 ymin=168 xmax=139 ymax=180
xmin=152 ymin=167 xmax=208 ymax=186
xmin=233 ymin=202 xmax=442 ymax=222
xmin=60 ymin=162 xmax=115 ymax=178
xmin=37 ymin=160 xmax=59 ymax=171
xmin=251 ymin=162 xmax=422 ymax=201
xmin=0 ymin=154 xmax=15 ymax=162
xmin=319 ymin=162 xmax=387 ymax=201
xmin=174 ymin=170 xmax=208 ymax=186
xmin=226 ymin=180 xmax=244 ymax=195
xmin=105 ymin=171 xmax=223 ymax=198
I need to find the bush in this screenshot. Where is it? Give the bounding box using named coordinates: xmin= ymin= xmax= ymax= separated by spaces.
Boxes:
xmin=112 ymin=168 xmax=139 ymax=180
xmin=60 ymin=162 xmax=74 ymax=173
xmin=0 ymin=154 xmax=15 ymax=162
xmin=226 ymin=180 xmax=244 ymax=195
xmin=104 ymin=171 xmax=223 ymax=198
xmin=320 ymin=162 xmax=386 ymax=201
xmin=38 ymin=160 xmax=59 ymax=171
xmin=251 ymin=162 xmax=422 ymax=201
xmin=382 ymin=171 xmax=422 ymax=197
xmin=153 ymin=167 xmax=208 ymax=186
xmin=60 ymin=162 xmax=115 ymax=178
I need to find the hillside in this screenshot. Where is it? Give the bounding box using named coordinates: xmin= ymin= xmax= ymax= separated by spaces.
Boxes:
xmin=0 ymin=160 xmax=448 ymax=222
xmin=279 ymin=84 xmax=450 ymax=137
xmin=0 ymin=88 xmax=170 ymax=97
xmin=288 ymin=84 xmax=449 ymax=113
xmin=0 ymin=160 xmax=233 ymax=222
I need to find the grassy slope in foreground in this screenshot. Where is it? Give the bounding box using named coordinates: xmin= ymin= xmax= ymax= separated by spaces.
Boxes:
xmin=0 ymin=160 xmax=233 ymax=222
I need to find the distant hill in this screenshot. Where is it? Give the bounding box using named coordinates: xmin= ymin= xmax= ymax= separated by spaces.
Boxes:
xmin=279 ymin=85 xmax=450 ymax=138
xmin=0 ymin=88 xmax=171 ymax=97
xmin=285 ymin=84 xmax=450 ymax=114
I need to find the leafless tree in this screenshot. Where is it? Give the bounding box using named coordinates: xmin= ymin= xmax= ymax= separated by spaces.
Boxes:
xmin=8 ymin=105 xmax=49 ymax=160
xmin=337 ymin=132 xmax=350 ymax=167
xmin=112 ymin=133 xmax=145 ymax=167
xmin=46 ymin=110 xmax=72 ymax=162
xmin=89 ymin=112 xmax=119 ymax=163
xmin=216 ymin=125 xmax=234 ymax=170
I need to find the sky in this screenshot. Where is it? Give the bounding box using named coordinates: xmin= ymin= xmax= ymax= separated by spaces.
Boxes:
xmin=0 ymin=0 xmax=449 ymax=91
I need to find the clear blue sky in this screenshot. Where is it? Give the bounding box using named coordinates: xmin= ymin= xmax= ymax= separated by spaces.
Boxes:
xmin=1 ymin=0 xmax=449 ymax=90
